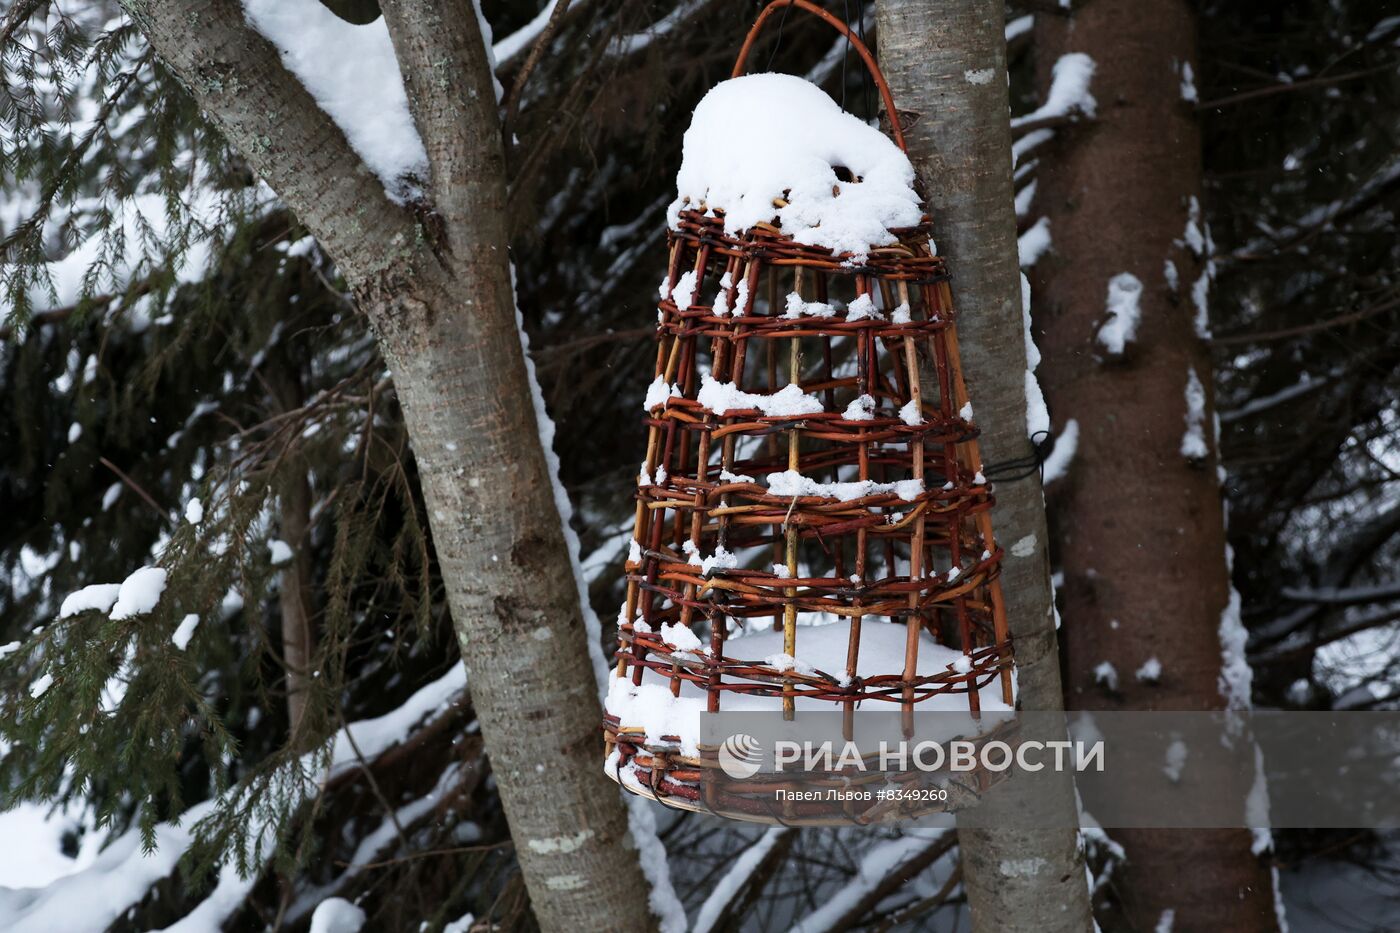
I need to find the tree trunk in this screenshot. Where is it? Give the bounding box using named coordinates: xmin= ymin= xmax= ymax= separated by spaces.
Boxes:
xmin=876 ymin=3 xmax=1093 ymax=931
xmin=269 ymin=362 xmax=316 ymax=750
xmin=278 ymin=469 xmax=315 ymax=749
xmin=119 ymin=2 xmax=657 ymax=929
xmin=1031 ymin=2 xmax=1280 ymax=929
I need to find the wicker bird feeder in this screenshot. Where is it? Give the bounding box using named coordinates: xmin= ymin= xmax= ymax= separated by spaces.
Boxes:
xmin=604 ymin=0 xmax=1015 ymax=821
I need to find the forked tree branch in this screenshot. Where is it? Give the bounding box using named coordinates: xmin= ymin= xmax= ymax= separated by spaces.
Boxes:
xmin=379 ymin=0 xmax=509 ymax=240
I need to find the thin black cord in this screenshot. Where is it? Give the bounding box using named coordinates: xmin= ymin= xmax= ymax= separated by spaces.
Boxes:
xmin=765 ymin=0 xmax=794 ymax=72
xmin=841 ymin=0 xmax=852 ymax=112
xmin=982 ymin=429 xmax=1054 ymax=483
xmin=854 ymin=0 xmax=874 ymax=122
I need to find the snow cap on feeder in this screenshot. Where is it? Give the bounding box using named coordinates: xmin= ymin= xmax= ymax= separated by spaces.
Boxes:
xmin=668 ymin=73 xmax=923 ymax=258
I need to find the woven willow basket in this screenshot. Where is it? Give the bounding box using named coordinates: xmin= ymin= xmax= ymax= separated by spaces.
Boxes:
xmin=604 ymin=0 xmax=1016 ymax=823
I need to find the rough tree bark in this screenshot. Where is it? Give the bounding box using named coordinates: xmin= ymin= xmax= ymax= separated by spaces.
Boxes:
xmin=118 ymin=1 xmax=656 ymax=929
xmin=876 ymin=3 xmax=1093 ymax=931
xmin=1031 ymin=2 xmax=1280 ymax=929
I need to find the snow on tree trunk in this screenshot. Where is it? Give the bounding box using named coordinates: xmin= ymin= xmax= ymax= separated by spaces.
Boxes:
xmin=119 ymin=1 xmax=657 ymax=929
xmin=875 ymin=3 xmax=1094 ymax=931
xmin=1031 ymin=1 xmax=1281 ymax=929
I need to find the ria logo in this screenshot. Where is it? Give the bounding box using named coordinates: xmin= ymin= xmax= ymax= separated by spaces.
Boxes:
xmin=718 ymin=733 xmax=763 ymax=779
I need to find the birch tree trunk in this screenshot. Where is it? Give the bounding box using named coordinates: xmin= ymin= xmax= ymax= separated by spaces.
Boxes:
xmin=118 ymin=2 xmax=656 ymax=929
xmin=876 ymin=3 xmax=1093 ymax=930
xmin=1031 ymin=2 xmax=1280 ymax=929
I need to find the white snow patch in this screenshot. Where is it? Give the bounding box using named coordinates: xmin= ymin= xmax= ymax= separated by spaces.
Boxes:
xmin=1018 ymin=217 xmax=1052 ymax=267
xmin=171 ymin=614 xmax=201 ymax=652
xmin=1012 ymin=53 xmax=1097 ymax=128
xmin=671 ymin=270 xmax=698 ymax=310
xmin=1179 ymin=61 xmax=1198 ymax=103
xmin=1180 ymin=367 xmax=1209 ymax=459
xmin=643 ymin=375 xmax=680 ymax=411
xmin=28 ymin=673 xmax=54 ymax=699
xmin=697 ymin=374 xmax=823 ymax=418
xmin=1183 ymin=196 xmax=1206 ymax=256
xmin=1025 ymin=370 xmax=1050 ymax=437
xmin=845 ymin=293 xmax=882 ymax=321
xmin=1092 ymin=661 xmax=1119 ymax=691
xmin=1043 ymin=419 xmax=1079 ymax=484
xmin=1005 ymin=14 xmax=1033 ymax=42
xmin=109 ymin=567 xmax=167 ymax=620
xmin=1218 ymin=580 xmax=1252 ymax=711
xmin=767 ymin=470 xmax=923 ymax=503
xmin=681 ymin=540 xmax=739 ymax=577
xmin=783 ymin=292 xmax=837 ymax=319
xmin=268 ymin=539 xmax=294 ymax=566
xmin=841 ymin=394 xmax=876 ymax=422
xmin=183 ymin=498 xmax=203 ymax=525
xmin=1014 ymin=179 xmax=1037 ymax=218
xmin=1013 ymin=128 xmax=1053 ymax=168
xmin=1097 ymin=272 xmax=1143 ymax=355
xmin=308 ymin=897 xmax=366 ymax=933
xmin=1163 ymin=738 xmax=1188 ymax=782
xmin=59 ymin=583 xmax=123 ymax=619
xmin=1191 ymin=269 xmax=1212 ymax=338
xmin=1246 ymin=743 xmax=1273 ymax=855
xmin=964 ymin=67 xmax=996 ymax=85
xmin=1135 ymin=656 xmax=1163 ymax=683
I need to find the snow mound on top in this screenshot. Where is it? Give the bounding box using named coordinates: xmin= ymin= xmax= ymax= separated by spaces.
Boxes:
xmin=667 ymin=73 xmax=923 ymax=258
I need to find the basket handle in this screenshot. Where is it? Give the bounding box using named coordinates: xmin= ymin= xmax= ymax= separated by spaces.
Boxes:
xmin=731 ymin=0 xmax=908 ymax=153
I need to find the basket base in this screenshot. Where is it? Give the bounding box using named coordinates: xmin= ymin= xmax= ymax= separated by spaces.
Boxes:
xmin=604 ymin=720 xmax=1016 ymax=825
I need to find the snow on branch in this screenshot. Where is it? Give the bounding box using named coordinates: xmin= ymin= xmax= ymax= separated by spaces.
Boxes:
xmin=690 ymin=828 xmax=791 ymax=933
xmin=1280 ymin=581 xmax=1400 ymax=605
xmin=240 ymin=0 xmax=427 ymax=202
xmin=493 ymin=0 xmax=581 ymax=63
xmin=1180 ymin=367 xmax=1209 ymax=460
xmin=1043 ymin=418 xmax=1080 ymax=485
xmin=1011 ymin=53 xmax=1097 ymax=132
xmin=0 ymin=664 xmax=467 ymax=932
xmin=788 ymin=830 xmax=954 ymax=933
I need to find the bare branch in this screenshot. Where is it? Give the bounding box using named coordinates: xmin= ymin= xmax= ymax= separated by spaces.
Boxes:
xmin=0 ymin=0 xmax=44 ymax=48
xmin=1198 ymin=63 xmax=1396 ymax=110
xmin=501 ymin=0 xmax=573 ymax=146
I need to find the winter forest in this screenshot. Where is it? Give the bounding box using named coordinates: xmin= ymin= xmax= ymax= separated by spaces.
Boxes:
xmin=1 ymin=0 xmax=1398 ymax=930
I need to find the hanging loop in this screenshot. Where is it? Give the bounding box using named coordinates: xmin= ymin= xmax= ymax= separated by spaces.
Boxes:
xmin=731 ymin=0 xmax=908 ymax=152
